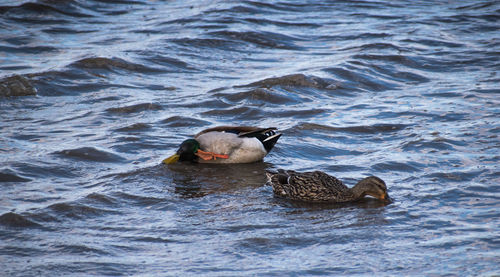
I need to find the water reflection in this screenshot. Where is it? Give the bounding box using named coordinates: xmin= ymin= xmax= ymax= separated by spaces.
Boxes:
xmin=165 ymin=162 xmax=272 ymax=198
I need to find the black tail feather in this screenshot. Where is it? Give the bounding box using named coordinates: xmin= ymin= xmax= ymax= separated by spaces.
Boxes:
xmin=261 ymin=133 xmax=281 ymax=153
xmin=238 ymin=128 xmax=282 ymax=153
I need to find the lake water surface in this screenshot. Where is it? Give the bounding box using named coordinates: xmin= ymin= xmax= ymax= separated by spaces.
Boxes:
xmin=1 ymin=0 xmax=499 ymax=276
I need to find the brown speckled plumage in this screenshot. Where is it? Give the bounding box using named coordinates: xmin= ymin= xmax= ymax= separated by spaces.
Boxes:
xmin=266 ymin=169 xmax=390 ymax=203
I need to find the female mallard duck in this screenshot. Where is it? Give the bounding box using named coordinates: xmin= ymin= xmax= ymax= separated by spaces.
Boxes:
xmin=163 ymin=126 xmax=281 ymax=164
xmin=266 ymin=169 xmax=391 ymax=203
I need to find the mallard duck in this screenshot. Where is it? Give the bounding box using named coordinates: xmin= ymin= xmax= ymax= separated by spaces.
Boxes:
xmin=266 ymin=169 xmax=391 ymax=203
xmin=163 ymin=126 xmax=282 ymax=164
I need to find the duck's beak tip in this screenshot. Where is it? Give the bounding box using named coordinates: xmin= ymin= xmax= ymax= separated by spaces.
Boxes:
xmin=162 ymin=154 xmax=180 ymax=164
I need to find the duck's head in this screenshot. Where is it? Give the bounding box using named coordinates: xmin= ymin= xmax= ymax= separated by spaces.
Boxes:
xmin=354 ymin=176 xmax=392 ymax=203
xmin=162 ymin=139 xmax=200 ymax=164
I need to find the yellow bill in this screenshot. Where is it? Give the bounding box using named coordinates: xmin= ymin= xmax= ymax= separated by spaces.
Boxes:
xmin=162 ymin=154 xmax=180 ymax=164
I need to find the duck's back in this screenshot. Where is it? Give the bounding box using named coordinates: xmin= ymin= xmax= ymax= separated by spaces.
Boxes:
xmin=268 ymin=170 xmax=354 ymax=202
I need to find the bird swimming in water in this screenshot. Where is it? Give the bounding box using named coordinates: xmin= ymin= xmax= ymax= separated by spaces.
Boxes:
xmin=266 ymin=169 xmax=391 ymax=203
xmin=163 ymin=126 xmax=282 ymax=164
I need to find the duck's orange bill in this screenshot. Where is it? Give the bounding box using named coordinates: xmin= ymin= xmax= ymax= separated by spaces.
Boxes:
xmin=195 ymin=149 xmax=229 ymax=161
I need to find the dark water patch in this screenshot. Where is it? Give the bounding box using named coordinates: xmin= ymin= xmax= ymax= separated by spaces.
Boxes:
xmin=0 ymin=170 xmax=31 ymax=182
xmin=131 ymin=235 xmax=181 ymax=244
xmin=11 ymin=162 xmax=79 ymax=179
xmin=201 ymin=106 xmax=261 ymax=120
xmin=111 ymin=191 xmax=166 ymax=207
xmin=324 ymin=164 xmax=366 ymax=173
xmin=235 ymin=237 xmax=278 ymax=254
xmin=42 ymin=26 xmax=97 ymax=34
xmin=244 ymin=17 xmax=321 ymax=28
xmin=11 ymin=133 xmax=47 ymax=142
xmin=473 ymin=88 xmax=500 ymax=94
xmin=239 ymin=74 xmax=335 ymax=90
xmin=323 ymin=67 xmax=396 ymax=92
xmin=0 ymin=212 xmax=41 ymax=228
xmin=114 ymin=123 xmax=151 ymax=132
xmin=71 ymin=57 xmax=164 ymax=74
xmin=289 ymin=144 xmax=362 ymax=161
xmin=160 ymin=116 xmax=211 ymax=128
xmin=171 ymin=37 xmax=241 ymax=51
xmin=178 ymin=98 xmax=233 ymax=109
xmin=106 ymin=102 xmax=163 ymax=114
xmin=215 ymin=88 xmax=306 ymax=105
xmin=341 ymin=42 xmax=405 ymax=52
xmin=112 ymin=139 xmax=167 ymax=154
xmin=47 ymin=202 xmax=118 ymax=219
xmin=0 ymin=45 xmax=59 ymax=54
xmin=140 ymin=53 xmax=197 ymax=72
xmin=209 ymin=30 xmax=303 ymax=50
xmin=30 ymin=69 xmax=137 ymax=96
xmin=85 ymin=192 xmax=118 ymax=206
xmin=53 ymin=147 xmax=125 ymax=163
xmin=318 ymin=32 xmax=393 ymax=43
xmin=351 ymin=54 xmax=458 ymax=72
xmin=273 ymin=108 xmax=329 ymax=119
xmin=371 ymin=161 xmax=422 ymax=173
xmin=424 ymin=91 xmax=463 ymax=98
xmin=53 ymin=244 xmax=110 ymax=256
xmin=351 ymin=60 xmax=430 ymax=84
xmin=0 ymin=2 xmax=92 ymax=19
xmin=29 ymin=261 xmax=138 ymax=277
xmin=401 ymin=38 xmax=464 ymax=48
xmin=456 ymin=2 xmax=496 ymax=10
xmin=425 ymin=170 xmax=485 ymax=183
xmin=0 ymin=75 xmax=36 ymax=97
xmin=401 ymin=138 xmax=462 ymax=152
xmin=295 ymin=122 xmax=407 ymax=134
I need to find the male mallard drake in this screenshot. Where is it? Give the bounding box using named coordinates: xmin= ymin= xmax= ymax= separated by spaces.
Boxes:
xmin=266 ymin=169 xmax=391 ymax=203
xmin=163 ymin=126 xmax=281 ymax=164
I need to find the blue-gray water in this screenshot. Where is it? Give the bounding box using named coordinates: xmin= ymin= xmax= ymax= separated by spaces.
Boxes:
xmin=1 ymin=0 xmax=499 ymax=276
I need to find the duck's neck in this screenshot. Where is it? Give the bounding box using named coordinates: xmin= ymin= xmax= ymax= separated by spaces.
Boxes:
xmin=350 ymin=182 xmax=368 ymax=200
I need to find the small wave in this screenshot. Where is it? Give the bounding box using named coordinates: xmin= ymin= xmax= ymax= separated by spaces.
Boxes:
xmin=0 ymin=75 xmax=37 ymax=97
xmin=239 ymin=74 xmax=335 ymax=89
xmin=140 ymin=53 xmax=197 ymax=72
xmin=171 ymin=37 xmax=240 ymax=50
xmin=371 ymin=161 xmax=422 ymax=173
xmin=53 ymin=147 xmax=125 ymax=163
xmin=53 ymin=243 xmax=110 ymax=256
xmin=9 ymin=162 xmax=78 ymax=179
xmin=424 ymin=171 xmax=484 ymax=183
xmin=47 ymin=202 xmax=117 ymax=219
xmin=401 ymin=137 xmax=465 ymax=152
xmin=201 ymin=106 xmax=261 ymax=120
xmin=295 ymin=122 xmax=407 ymax=134
xmin=0 ymin=45 xmax=58 ymax=54
xmin=401 ymin=38 xmax=464 ymax=48
xmin=114 ymin=123 xmax=152 ymax=132
xmin=70 ymin=57 xmax=163 ymax=74
xmin=85 ymin=192 xmax=118 ymax=206
xmin=209 ymin=30 xmax=303 ymax=50
xmin=0 ymin=2 xmax=92 ymax=18
xmin=348 ymin=58 xmax=430 ymax=84
xmin=160 ymin=116 xmax=211 ymax=128
xmin=323 ymin=66 xmax=397 ymax=92
xmin=0 ymin=170 xmax=31 ymax=182
xmin=351 ymin=54 xmax=458 ymax=72
xmin=0 ymin=212 xmax=41 ymax=228
xmin=106 ymin=102 xmax=163 ymax=114
xmin=214 ymin=88 xmax=303 ymax=105
xmin=111 ymin=191 xmax=165 ymax=207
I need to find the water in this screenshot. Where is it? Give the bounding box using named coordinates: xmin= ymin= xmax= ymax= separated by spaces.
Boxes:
xmin=1 ymin=0 xmax=499 ymax=275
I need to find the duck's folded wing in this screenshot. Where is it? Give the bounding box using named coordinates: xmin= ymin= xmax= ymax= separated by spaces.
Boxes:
xmin=195 ymin=126 xmax=267 ymax=137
